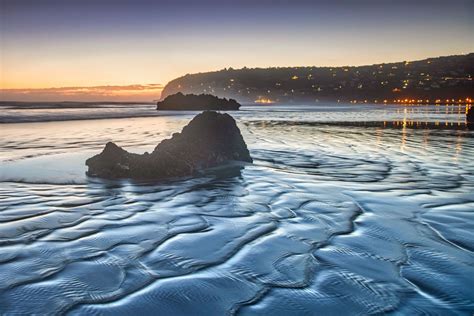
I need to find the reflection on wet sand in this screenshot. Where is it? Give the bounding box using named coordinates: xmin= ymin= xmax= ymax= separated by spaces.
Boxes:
xmin=307 ymin=120 xmax=470 ymax=130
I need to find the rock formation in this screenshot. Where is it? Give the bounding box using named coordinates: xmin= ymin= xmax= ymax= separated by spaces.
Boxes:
xmin=467 ymin=106 xmax=474 ymax=129
xmin=156 ymin=92 xmax=241 ymax=111
xmin=467 ymin=106 xmax=474 ymax=122
xmin=86 ymin=111 xmax=252 ymax=179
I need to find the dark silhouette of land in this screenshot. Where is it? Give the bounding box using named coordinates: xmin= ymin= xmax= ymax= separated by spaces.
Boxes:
xmin=161 ymin=53 xmax=474 ymax=104
xmin=467 ymin=106 xmax=474 ymax=129
xmin=156 ymin=92 xmax=241 ymax=110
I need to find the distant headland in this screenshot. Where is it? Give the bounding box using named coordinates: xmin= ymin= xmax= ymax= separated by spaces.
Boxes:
xmin=161 ymin=53 xmax=473 ymax=105
xmin=156 ymin=92 xmax=241 ymax=111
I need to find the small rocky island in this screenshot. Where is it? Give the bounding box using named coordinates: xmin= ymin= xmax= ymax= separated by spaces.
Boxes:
xmin=86 ymin=111 xmax=252 ymax=179
xmin=156 ymin=92 xmax=241 ymax=111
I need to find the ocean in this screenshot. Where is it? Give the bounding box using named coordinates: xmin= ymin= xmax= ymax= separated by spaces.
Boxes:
xmin=0 ymin=103 xmax=473 ymax=314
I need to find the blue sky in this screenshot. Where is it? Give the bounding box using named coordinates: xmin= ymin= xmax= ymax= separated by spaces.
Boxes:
xmin=1 ymin=0 xmax=473 ymax=100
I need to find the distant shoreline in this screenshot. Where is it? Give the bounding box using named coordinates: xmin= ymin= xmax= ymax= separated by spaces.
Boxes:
xmin=0 ymin=101 xmax=156 ymax=110
xmin=1 ymin=104 xmax=470 ymax=131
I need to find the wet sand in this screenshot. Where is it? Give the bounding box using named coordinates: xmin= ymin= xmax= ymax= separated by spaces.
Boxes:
xmin=0 ymin=104 xmax=473 ymax=314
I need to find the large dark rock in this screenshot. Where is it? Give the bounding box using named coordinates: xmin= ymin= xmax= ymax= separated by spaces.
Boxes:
xmin=467 ymin=107 xmax=474 ymax=123
xmin=86 ymin=111 xmax=252 ymax=179
xmin=156 ymin=92 xmax=241 ymax=111
xmin=468 ymin=107 xmax=474 ymax=129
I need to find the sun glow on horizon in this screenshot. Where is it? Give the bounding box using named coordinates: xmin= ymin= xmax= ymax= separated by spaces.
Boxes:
xmin=0 ymin=84 xmax=163 ymax=102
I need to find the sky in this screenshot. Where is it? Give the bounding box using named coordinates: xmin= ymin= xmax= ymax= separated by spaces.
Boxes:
xmin=1 ymin=0 xmax=473 ymax=101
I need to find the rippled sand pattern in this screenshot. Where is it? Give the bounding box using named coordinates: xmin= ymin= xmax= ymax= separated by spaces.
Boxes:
xmin=0 ymin=109 xmax=473 ymax=315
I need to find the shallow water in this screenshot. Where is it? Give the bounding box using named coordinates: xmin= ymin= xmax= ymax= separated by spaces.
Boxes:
xmin=0 ymin=104 xmax=473 ymax=315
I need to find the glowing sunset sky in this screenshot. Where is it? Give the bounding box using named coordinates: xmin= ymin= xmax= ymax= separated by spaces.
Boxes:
xmin=1 ymin=0 xmax=473 ymax=101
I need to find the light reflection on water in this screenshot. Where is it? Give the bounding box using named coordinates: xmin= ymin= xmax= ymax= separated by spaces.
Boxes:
xmin=0 ymin=104 xmax=473 ymax=315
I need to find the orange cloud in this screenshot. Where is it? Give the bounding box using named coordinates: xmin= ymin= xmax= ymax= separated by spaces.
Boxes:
xmin=0 ymin=84 xmax=163 ymax=102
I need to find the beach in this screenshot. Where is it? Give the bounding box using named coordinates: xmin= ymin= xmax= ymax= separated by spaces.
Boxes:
xmin=0 ymin=104 xmax=473 ymax=314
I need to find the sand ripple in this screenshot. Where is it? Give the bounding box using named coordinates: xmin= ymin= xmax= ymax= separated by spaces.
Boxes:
xmin=0 ymin=113 xmax=473 ymax=315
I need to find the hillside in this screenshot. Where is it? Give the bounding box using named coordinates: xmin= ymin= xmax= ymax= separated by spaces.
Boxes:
xmin=161 ymin=54 xmax=474 ymax=104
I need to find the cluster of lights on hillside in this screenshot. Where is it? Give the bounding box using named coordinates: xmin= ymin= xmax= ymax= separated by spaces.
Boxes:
xmin=348 ymin=98 xmax=472 ymax=105
xmin=254 ymin=98 xmax=275 ymax=104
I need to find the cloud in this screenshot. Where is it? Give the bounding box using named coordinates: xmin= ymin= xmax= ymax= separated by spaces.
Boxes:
xmin=0 ymin=84 xmax=163 ymax=102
